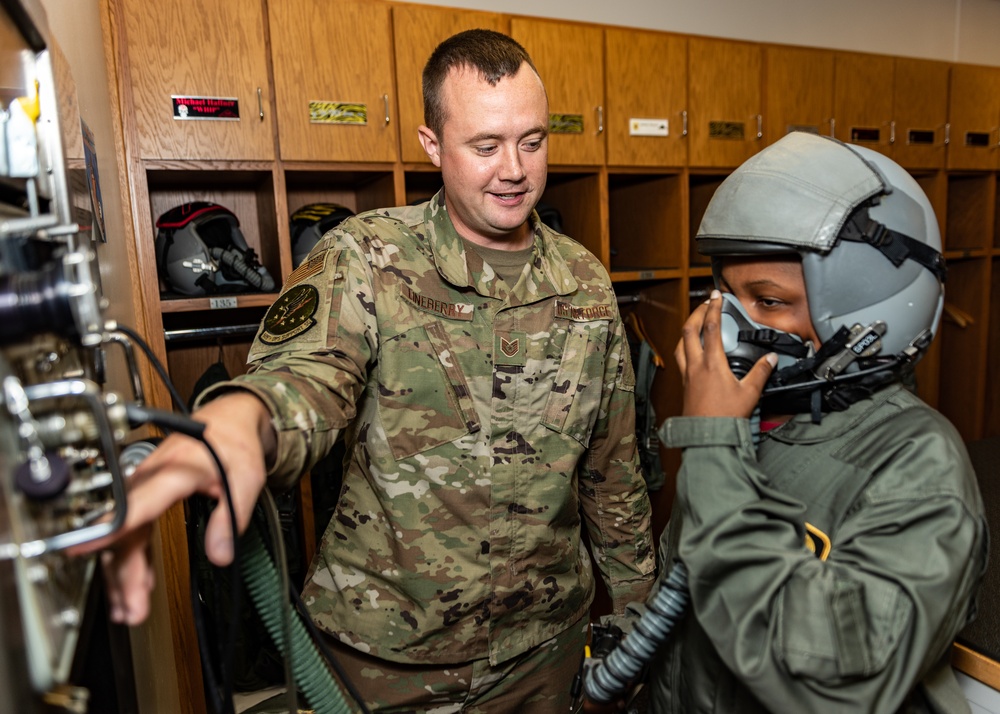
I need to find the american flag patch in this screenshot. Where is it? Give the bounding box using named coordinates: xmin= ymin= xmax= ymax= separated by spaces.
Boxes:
xmin=284 ymin=252 xmax=327 ymax=289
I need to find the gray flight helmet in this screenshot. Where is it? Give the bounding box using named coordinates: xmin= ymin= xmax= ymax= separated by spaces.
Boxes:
xmin=696 ymin=131 xmax=944 ymax=362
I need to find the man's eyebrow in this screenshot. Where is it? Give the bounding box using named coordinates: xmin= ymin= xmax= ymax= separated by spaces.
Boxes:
xmin=467 ymin=126 xmax=548 ymax=143
xmin=468 ymin=132 xmax=502 ymax=143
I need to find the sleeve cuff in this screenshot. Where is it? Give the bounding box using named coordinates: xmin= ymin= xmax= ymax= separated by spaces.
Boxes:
xmin=194 ymin=380 xmax=308 ymax=490
xmin=659 ymin=416 xmax=756 ymax=449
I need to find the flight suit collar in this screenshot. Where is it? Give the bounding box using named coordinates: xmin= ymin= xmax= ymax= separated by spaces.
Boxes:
xmin=764 ymin=383 xmax=904 ymax=445
xmin=423 ymin=189 xmax=578 ymax=303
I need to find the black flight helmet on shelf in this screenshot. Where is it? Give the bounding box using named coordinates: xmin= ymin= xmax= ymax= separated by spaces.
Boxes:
xmin=154 ymin=201 xmax=275 ymax=297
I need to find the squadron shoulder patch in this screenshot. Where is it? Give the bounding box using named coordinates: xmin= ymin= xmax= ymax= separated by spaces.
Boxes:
xmin=259 ymin=284 xmax=319 ymax=344
xmin=804 ymin=522 xmax=832 ymax=561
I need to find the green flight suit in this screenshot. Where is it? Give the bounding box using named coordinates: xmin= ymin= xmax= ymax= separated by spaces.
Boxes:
xmin=201 ymin=191 xmax=656 ymax=668
xmin=646 ymin=384 xmax=987 ymax=713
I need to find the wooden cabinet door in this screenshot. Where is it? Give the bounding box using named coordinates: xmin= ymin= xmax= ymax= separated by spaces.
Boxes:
xmin=891 ymin=58 xmax=950 ymax=169
xmin=605 ymin=28 xmax=687 ymax=167
xmin=268 ymin=0 xmax=397 ymax=163
xmin=392 ymin=5 xmax=507 ymax=164
xmin=688 ymin=37 xmax=762 ymax=168
xmin=511 ymin=18 xmax=605 ymax=166
xmin=833 ymin=51 xmax=894 ymax=156
xmin=764 ymin=45 xmax=834 ymax=146
xmin=947 ymin=64 xmax=1000 ymax=170
xmin=120 ymin=0 xmax=274 ymax=160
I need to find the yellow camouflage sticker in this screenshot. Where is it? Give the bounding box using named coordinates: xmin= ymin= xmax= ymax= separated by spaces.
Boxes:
xmin=309 ymin=101 xmax=367 ymax=125
xmin=549 ymin=113 xmax=584 ymax=134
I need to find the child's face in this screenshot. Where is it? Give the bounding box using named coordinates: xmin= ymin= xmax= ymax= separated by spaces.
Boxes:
xmin=718 ymin=255 xmax=822 ymax=350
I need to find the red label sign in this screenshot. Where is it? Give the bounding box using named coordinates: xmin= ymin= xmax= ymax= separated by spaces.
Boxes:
xmin=172 ymin=95 xmax=240 ymax=121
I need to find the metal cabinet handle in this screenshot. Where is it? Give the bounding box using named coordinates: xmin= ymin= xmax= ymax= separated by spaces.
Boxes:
xmin=829 ymin=118 xmax=836 ymax=138
xmin=756 ymin=114 xmax=762 ymax=140
xmin=383 ymin=94 xmax=390 ymax=125
xmin=944 ymin=123 xmax=950 ymax=146
xmin=889 ymin=120 xmax=896 ymax=144
xmin=257 ymin=87 xmax=264 ymax=121
xmin=681 ymin=110 xmax=688 ymax=137
xmin=596 ymin=105 xmax=604 ymax=134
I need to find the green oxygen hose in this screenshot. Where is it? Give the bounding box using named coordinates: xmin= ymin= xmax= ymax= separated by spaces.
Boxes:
xmin=238 ymin=522 xmax=355 ymax=714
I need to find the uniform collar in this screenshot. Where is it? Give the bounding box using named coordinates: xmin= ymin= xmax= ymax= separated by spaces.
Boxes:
xmin=423 ymin=189 xmax=578 ymax=303
xmin=764 ymin=383 xmax=904 ymax=444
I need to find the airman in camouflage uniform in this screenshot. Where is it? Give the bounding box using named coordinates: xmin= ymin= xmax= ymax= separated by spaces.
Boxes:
xmin=244 ymin=190 xmax=653 ymax=655
xmin=207 ymin=190 xmax=655 ymax=710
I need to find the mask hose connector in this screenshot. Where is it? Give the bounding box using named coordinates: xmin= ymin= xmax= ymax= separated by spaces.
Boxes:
xmin=583 ymin=562 xmax=689 ymax=704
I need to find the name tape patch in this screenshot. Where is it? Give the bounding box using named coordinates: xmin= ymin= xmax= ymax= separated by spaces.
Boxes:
xmin=401 ymin=285 xmax=474 ymax=321
xmin=554 ymin=301 xmax=613 ymax=322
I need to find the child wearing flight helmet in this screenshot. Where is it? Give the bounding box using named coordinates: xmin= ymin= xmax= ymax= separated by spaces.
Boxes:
xmin=647 ymin=132 xmax=987 ymax=713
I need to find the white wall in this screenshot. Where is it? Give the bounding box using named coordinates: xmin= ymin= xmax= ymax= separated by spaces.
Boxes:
xmin=407 ymin=0 xmax=1000 ymax=67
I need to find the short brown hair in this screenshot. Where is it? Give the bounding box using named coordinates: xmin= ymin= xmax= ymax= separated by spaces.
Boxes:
xmin=422 ymin=29 xmax=540 ymax=140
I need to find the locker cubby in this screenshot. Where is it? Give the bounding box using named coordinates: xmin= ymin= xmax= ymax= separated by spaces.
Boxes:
xmin=687 ymin=274 xmax=715 ymax=313
xmin=984 ymin=259 xmax=1000 ymax=437
xmin=608 ymin=171 xmax=683 ymax=275
xmin=615 ymin=278 xmax=685 ymax=536
xmin=688 ymin=173 xmax=727 ymax=267
xmin=145 ymin=165 xmax=280 ymax=308
xmin=403 ymin=167 xmax=444 ymax=206
xmin=994 ymin=176 xmax=1000 ymax=250
xmin=945 ymin=172 xmax=996 ymax=253
xmin=907 ymin=170 xmax=947 ymax=241
xmin=541 ymin=170 xmax=603 ymax=264
xmin=912 ymin=329 xmax=942 ymax=411
xmin=162 ymin=306 xmax=266 ymax=410
xmin=283 ymin=166 xmax=396 ymax=218
xmin=936 ymin=257 xmax=989 ymax=441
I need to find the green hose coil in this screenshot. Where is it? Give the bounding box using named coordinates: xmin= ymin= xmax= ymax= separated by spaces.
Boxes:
xmin=239 ymin=524 xmax=357 ymax=714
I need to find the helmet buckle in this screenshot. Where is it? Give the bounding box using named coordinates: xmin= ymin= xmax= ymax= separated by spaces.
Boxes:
xmin=865 ymin=220 xmax=891 ymax=247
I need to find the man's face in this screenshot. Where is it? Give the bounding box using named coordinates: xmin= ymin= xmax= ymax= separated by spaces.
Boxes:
xmin=418 ymin=63 xmax=549 ymax=250
xmin=719 ymin=255 xmax=822 ymax=349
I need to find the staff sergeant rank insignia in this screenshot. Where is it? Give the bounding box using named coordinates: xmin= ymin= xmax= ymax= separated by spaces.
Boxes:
xmin=260 ymin=284 xmax=319 ymax=344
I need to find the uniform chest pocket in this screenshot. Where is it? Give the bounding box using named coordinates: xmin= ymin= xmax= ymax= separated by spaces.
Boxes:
xmin=541 ymin=320 xmax=610 ymax=446
xmin=377 ymin=321 xmax=480 ymax=460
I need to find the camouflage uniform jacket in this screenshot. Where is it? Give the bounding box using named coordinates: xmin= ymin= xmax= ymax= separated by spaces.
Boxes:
xmin=203 ymin=191 xmax=656 ymax=666
xmin=644 ymin=384 xmax=987 ymax=713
